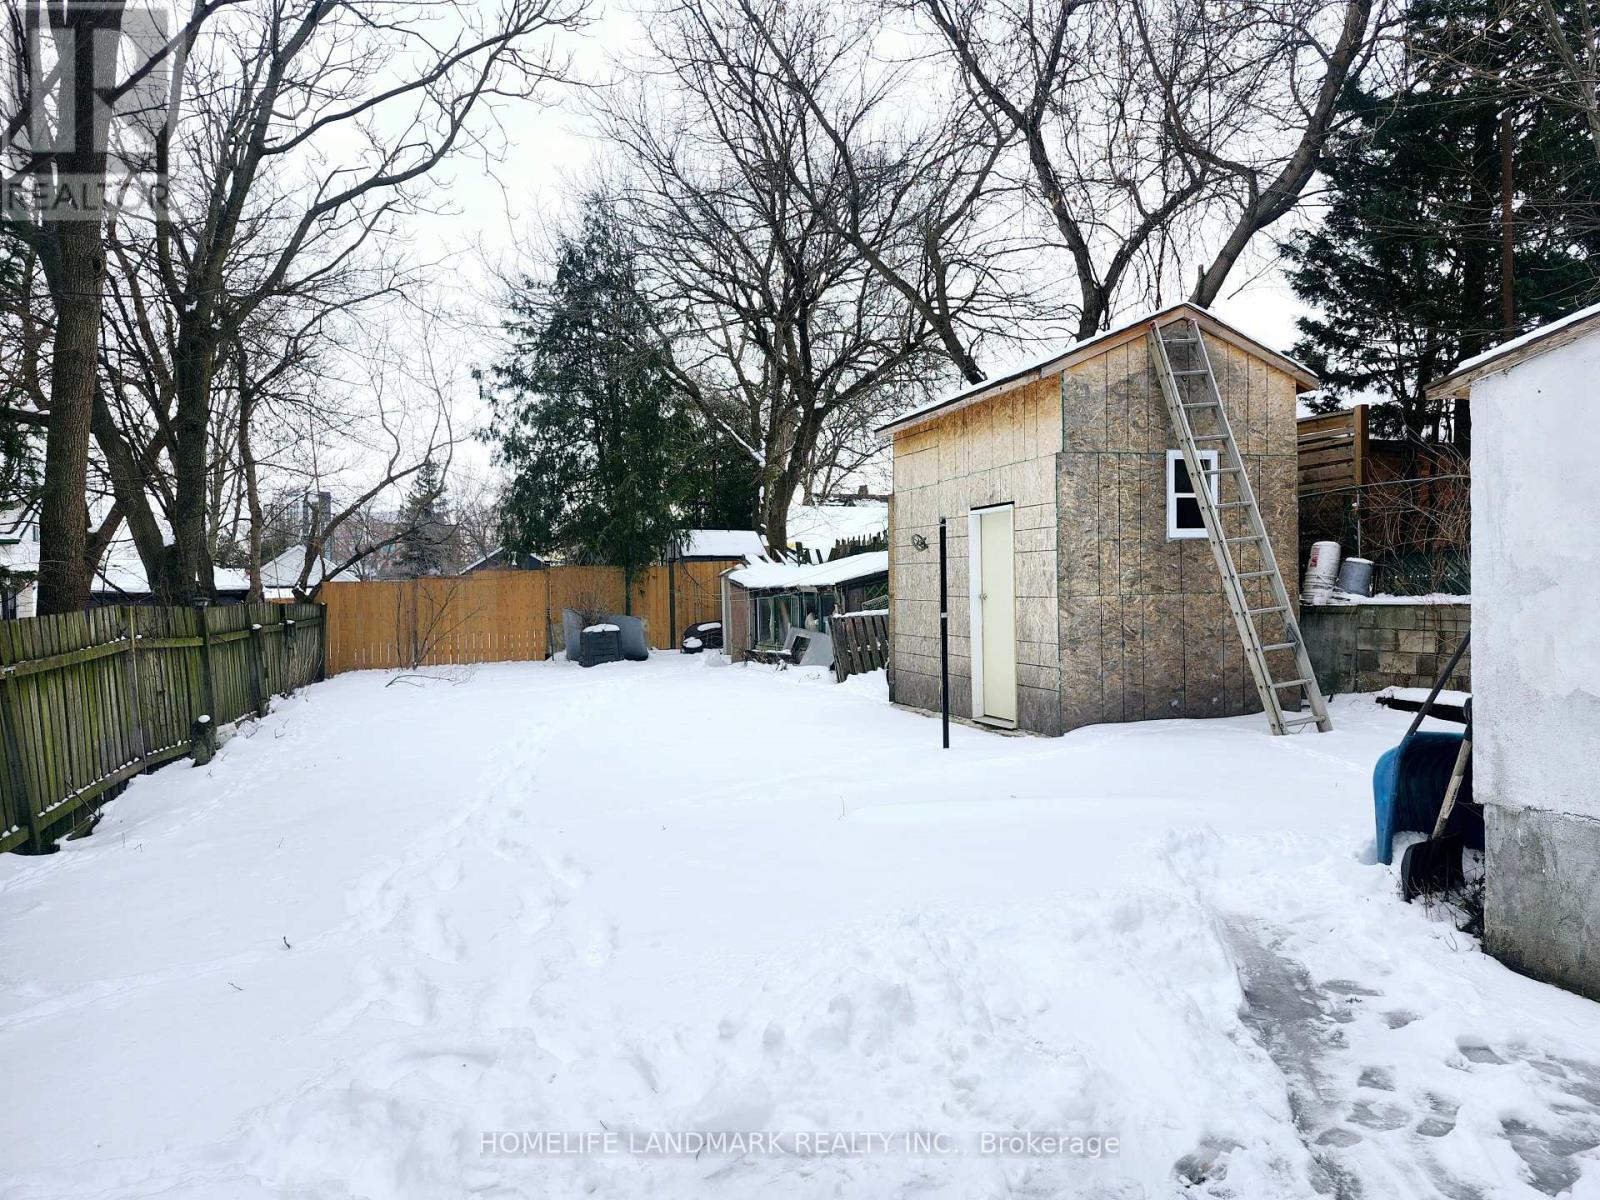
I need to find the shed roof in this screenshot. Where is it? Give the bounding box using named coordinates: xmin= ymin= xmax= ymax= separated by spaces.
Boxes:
xmin=672 ymin=529 xmax=771 ymax=561
xmin=876 ymin=302 xmax=1318 ymax=440
xmin=1426 ymin=301 xmax=1600 ymax=399
xmin=727 ymin=550 xmax=889 ymax=591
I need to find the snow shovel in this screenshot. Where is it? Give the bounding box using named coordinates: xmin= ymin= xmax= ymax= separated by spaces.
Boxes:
xmin=1400 ymin=714 xmax=1473 ymax=901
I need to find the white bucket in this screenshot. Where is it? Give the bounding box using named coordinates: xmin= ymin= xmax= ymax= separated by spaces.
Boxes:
xmin=1302 ymin=541 xmax=1342 ymax=603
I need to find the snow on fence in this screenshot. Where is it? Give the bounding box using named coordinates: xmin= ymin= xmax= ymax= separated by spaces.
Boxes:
xmin=829 ymin=610 xmax=890 ymax=682
xmin=0 ymin=602 xmax=325 ymax=853
xmin=319 ymin=561 xmax=741 ymax=675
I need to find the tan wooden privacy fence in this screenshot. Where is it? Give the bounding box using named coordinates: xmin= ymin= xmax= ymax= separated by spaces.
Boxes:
xmin=1297 ymin=408 xmax=1368 ymax=495
xmin=0 ymin=602 xmax=325 ymax=852
xmin=320 ymin=560 xmax=740 ymax=675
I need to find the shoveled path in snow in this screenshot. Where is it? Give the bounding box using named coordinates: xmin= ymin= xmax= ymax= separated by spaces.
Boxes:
xmin=2 ymin=655 xmax=1598 ymax=1199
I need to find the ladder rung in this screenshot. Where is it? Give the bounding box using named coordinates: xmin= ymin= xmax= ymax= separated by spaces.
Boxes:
xmin=1181 ymin=401 xmax=1218 ymax=409
xmin=1281 ymin=715 xmax=1322 ymax=728
xmin=1237 ymin=570 xmax=1273 ymax=578
xmin=1225 ymin=534 xmax=1265 ymax=544
xmin=1248 ymin=605 xmax=1287 ymax=615
xmin=1214 ymin=501 xmax=1253 ymax=510
xmin=1161 ymin=334 xmax=1199 ymax=344
xmin=1272 ymin=678 xmax=1311 ymax=690
xmin=1262 ymin=641 xmax=1296 ymax=651
xmin=1172 ymin=369 xmax=1209 ymax=376
xmin=1194 ymin=434 xmax=1229 ymax=442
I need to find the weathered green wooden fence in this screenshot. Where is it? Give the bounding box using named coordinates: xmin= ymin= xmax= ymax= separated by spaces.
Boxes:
xmin=0 ymin=602 xmax=324 ymax=853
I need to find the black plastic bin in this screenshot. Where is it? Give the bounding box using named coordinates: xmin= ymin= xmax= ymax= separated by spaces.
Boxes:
xmin=578 ymin=626 xmax=622 ymax=667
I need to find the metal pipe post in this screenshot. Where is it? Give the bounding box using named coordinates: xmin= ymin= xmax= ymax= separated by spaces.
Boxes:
xmin=939 ymin=517 xmax=950 ymax=749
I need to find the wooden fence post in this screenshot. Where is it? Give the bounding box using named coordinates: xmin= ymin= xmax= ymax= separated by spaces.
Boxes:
xmin=280 ymin=604 xmax=295 ymax=693
xmin=314 ymin=604 xmax=327 ymax=681
xmin=121 ymin=607 xmax=147 ymax=762
xmin=668 ymin=556 xmax=678 ymax=650
xmin=247 ymin=615 xmax=267 ymax=717
xmin=0 ymin=628 xmax=42 ymax=853
xmin=192 ymin=603 xmax=218 ymax=764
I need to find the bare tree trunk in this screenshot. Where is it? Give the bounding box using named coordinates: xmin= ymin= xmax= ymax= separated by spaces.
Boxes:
xmin=91 ymin=388 xmax=171 ymax=598
xmin=35 ymin=220 xmax=104 ymax=613
xmin=23 ymin=0 xmax=130 ymax=614
xmin=169 ymin=330 xmax=219 ymax=602
xmin=238 ymin=367 xmax=265 ymax=603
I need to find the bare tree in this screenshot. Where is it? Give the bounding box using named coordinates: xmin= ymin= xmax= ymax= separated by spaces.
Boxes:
xmin=0 ymin=0 xmax=234 ymax=612
xmin=599 ymin=0 xmax=955 ymax=549
xmin=1131 ymin=0 xmax=1383 ymax=307
xmin=140 ymin=0 xmax=585 ymax=603
xmin=450 ymin=468 xmax=503 ymax=566
xmin=912 ymin=0 xmax=1211 ymax=337
xmin=909 ymin=0 xmax=1383 ymax=331
xmin=715 ymin=0 xmax=1038 ymax=385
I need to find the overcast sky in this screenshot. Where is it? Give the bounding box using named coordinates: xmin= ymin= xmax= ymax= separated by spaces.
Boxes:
xmin=403 ymin=4 xmax=1318 ymax=488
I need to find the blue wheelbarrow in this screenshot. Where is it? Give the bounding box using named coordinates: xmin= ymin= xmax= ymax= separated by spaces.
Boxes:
xmin=1372 ymin=635 xmax=1481 ymax=897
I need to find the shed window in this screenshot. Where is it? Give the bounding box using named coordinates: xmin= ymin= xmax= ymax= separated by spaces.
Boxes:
xmin=1166 ymin=449 xmax=1218 ymax=540
xmin=754 ymin=589 xmax=838 ymax=648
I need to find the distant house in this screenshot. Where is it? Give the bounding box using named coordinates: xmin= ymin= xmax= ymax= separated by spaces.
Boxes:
xmin=3 ymin=523 xmax=256 ymax=614
xmin=1427 ymin=301 xmax=1600 ymax=1002
xmin=460 ymin=547 xmax=547 ymax=574
xmin=721 ymin=551 xmax=889 ymax=662
xmin=0 ymin=509 xmax=38 ymax=619
xmin=260 ymin=546 xmax=337 ymax=601
xmin=89 ymin=543 xmax=251 ymax=607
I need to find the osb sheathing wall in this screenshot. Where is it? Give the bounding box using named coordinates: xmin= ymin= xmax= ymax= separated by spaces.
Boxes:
xmin=1058 ymin=332 xmax=1299 ymax=731
xmin=888 ymin=326 xmax=1300 ymax=736
xmin=889 ymin=376 xmax=1064 ymax=734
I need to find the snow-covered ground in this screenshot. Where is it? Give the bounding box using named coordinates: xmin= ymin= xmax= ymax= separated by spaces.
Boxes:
xmin=3 ymin=656 xmax=1598 ymax=1199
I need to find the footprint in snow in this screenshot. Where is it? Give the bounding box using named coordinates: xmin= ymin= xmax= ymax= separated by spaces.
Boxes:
xmin=1455 ymin=1038 xmax=1505 ymax=1065
xmin=1415 ymin=1094 xmax=1458 ymax=1138
xmin=1357 ymin=1066 xmax=1396 ymax=1092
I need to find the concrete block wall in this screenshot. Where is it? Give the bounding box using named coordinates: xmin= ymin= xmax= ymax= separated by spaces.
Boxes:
xmin=1056 ymin=331 xmax=1301 ymax=732
xmin=1299 ymin=602 xmax=1471 ymax=695
xmin=888 ymin=376 xmax=1063 ymax=734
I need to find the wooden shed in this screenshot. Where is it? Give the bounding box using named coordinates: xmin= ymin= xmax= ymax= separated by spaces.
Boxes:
xmin=879 ymin=302 xmax=1317 ymax=736
xmin=721 ymin=552 xmax=890 ymax=663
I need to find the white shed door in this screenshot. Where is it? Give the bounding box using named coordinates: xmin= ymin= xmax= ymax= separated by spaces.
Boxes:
xmin=975 ymin=506 xmax=1017 ymax=724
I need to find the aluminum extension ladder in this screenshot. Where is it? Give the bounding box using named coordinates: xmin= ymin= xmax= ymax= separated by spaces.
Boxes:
xmin=1148 ymin=317 xmax=1333 ymax=735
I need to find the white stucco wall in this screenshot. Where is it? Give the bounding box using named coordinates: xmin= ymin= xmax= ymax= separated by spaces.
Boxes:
xmin=1472 ymin=331 xmax=1600 ymax=820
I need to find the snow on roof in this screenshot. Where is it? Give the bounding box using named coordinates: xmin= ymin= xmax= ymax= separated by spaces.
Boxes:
xmin=0 ymin=537 xmax=38 ymax=573
xmin=876 ymin=301 xmax=1318 ymax=438
xmin=787 ymin=503 xmax=887 ymax=558
xmin=260 ymin=546 xmax=330 ymax=590
xmin=1428 ymin=300 xmax=1600 ymax=396
xmin=91 ymin=541 xmax=251 ymax=597
xmin=675 ymin=529 xmax=771 ymax=561
xmin=729 ymin=550 xmax=889 ymax=591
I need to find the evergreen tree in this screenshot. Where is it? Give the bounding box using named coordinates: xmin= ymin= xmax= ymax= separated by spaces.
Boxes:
xmin=480 ymin=205 xmax=757 ymax=592
xmin=392 ymin=457 xmax=455 ymax=577
xmin=1285 ymin=0 xmax=1600 ymax=441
